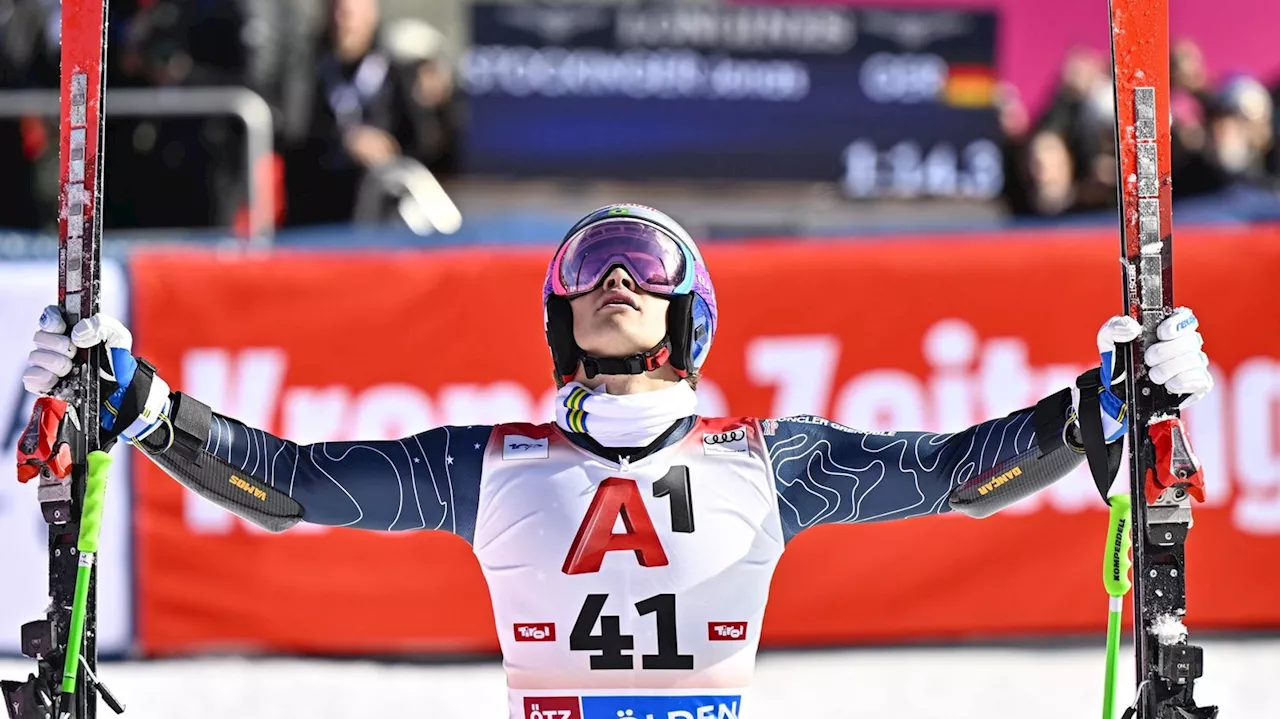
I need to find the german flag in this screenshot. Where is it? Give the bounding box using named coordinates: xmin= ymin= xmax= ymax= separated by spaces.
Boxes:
xmin=943 ymin=65 xmax=997 ymax=108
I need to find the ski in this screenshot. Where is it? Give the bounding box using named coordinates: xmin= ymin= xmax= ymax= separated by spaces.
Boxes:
xmin=2 ymin=1 xmax=114 ymax=718
xmin=1106 ymin=0 xmax=1216 ymax=717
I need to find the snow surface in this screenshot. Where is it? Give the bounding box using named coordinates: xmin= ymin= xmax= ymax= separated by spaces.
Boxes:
xmin=3 ymin=638 xmax=1277 ymax=718
xmin=1153 ymin=615 xmax=1190 ymax=645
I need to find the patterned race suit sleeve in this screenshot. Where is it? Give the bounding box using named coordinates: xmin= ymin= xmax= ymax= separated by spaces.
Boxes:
xmin=763 ymin=389 xmax=1087 ymax=542
xmin=143 ymin=406 xmax=491 ymax=543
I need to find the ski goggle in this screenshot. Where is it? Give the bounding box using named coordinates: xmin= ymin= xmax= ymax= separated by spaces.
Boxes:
xmin=549 ymin=219 xmax=694 ymax=298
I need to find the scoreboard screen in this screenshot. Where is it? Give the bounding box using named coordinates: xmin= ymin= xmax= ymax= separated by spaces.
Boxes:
xmin=460 ymin=4 xmax=1004 ymax=199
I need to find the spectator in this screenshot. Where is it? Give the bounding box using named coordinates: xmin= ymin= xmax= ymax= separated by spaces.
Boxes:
xmin=1219 ymin=76 xmax=1275 ymax=183
xmin=102 ymin=0 xmax=308 ymax=231
xmin=1021 ymin=130 xmax=1079 ymax=216
xmin=0 ymin=0 xmax=59 ymax=229
xmin=1007 ymin=47 xmax=1120 ymax=217
xmin=1005 ymin=39 xmax=1280 ymax=217
xmin=1071 ymin=76 xmax=1119 ymax=211
xmin=0 ymin=0 xmax=57 ymax=86
xmin=1036 ymin=48 xmax=1113 ymax=179
xmin=284 ymin=0 xmax=457 ymax=226
xmin=1176 ymin=76 xmax=1277 ymax=196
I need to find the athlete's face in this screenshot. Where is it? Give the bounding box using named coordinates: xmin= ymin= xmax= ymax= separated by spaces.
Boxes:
xmin=570 ymin=266 xmax=670 ymax=358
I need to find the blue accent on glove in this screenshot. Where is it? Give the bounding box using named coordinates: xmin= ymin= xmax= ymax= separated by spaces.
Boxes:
xmin=1098 ymin=348 xmax=1128 ymax=442
xmin=101 ymin=347 xmax=139 ymax=432
xmin=1100 ymin=387 xmax=1127 ymax=441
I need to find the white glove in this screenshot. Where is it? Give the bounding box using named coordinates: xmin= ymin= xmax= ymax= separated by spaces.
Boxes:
xmin=1138 ymin=307 xmax=1213 ymax=403
xmin=1073 ymin=307 xmax=1213 ymax=443
xmin=23 ymin=307 xmax=134 ymax=395
xmin=22 ymin=307 xmax=168 ymax=443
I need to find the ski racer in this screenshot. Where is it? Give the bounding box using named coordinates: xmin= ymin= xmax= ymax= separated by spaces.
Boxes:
xmin=22 ymin=204 xmax=1214 ymax=719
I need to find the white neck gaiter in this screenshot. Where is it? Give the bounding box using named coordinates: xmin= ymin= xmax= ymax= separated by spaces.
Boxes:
xmin=554 ymin=380 xmax=698 ymax=448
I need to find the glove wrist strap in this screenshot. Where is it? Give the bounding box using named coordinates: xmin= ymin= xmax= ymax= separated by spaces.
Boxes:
xmin=1076 ymin=368 xmax=1125 ymax=503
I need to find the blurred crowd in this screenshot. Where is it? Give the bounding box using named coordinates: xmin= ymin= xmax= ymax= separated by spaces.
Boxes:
xmin=0 ymin=0 xmax=458 ymax=233
xmin=1001 ymin=40 xmax=1280 ymax=217
xmin=3 ymin=0 xmax=1279 ymax=230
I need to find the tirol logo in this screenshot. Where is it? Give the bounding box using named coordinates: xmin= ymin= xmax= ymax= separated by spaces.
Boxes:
xmin=708 ymin=621 xmax=748 ymax=641
xmin=702 ymin=428 xmax=747 ymax=456
xmin=523 ymin=696 xmax=582 ymax=719
xmin=514 ymin=622 xmax=556 ymax=642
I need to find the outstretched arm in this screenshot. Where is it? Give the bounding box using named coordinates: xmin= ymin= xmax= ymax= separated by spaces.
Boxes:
xmin=135 ymin=391 xmax=490 ymax=541
xmin=22 ymin=309 xmax=492 ymax=539
xmin=765 ymin=388 xmax=1098 ymax=542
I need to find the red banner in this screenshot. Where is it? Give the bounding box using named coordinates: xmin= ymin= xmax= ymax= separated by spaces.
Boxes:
xmin=129 ymin=226 xmax=1280 ymax=656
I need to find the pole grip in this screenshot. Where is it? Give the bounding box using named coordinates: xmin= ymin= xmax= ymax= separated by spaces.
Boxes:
xmin=59 ymin=451 xmax=113 ymax=698
xmin=1103 ymin=493 xmax=1133 ymax=599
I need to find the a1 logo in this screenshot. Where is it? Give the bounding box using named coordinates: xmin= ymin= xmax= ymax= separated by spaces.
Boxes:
xmin=562 ymin=467 xmax=694 ymax=576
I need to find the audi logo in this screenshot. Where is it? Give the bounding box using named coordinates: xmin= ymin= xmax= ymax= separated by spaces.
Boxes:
xmin=704 ymin=429 xmax=745 ymax=445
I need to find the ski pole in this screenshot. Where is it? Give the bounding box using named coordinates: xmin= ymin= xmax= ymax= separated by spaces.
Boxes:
xmin=56 ymin=450 xmax=112 ymax=719
xmin=1102 ymin=492 xmax=1133 ymax=719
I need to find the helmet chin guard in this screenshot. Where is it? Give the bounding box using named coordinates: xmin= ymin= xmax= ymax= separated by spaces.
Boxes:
xmin=545 ymin=294 xmax=695 ymax=385
xmin=581 ymin=340 xmax=675 ymax=380
xmin=543 ymin=204 xmax=717 ymax=386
